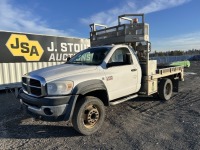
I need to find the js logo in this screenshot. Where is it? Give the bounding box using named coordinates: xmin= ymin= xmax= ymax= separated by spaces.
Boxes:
xmin=6 ymin=34 xmax=44 ymax=61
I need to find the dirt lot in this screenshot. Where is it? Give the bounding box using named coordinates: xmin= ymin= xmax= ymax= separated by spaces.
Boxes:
xmin=0 ymin=62 xmax=200 ymax=150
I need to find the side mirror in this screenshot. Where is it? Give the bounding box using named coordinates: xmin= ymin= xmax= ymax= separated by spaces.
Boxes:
xmin=106 ymin=62 xmax=118 ymax=68
xmin=125 ymin=53 xmax=133 ymax=64
xmin=106 ymin=63 xmax=112 ymax=68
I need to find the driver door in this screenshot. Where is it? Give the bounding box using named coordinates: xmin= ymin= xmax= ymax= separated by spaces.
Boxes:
xmin=104 ymin=47 xmax=138 ymax=100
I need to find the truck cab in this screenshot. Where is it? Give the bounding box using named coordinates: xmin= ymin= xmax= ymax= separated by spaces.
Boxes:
xmin=19 ymin=14 xmax=184 ymax=135
xmin=98 ymin=44 xmax=141 ymax=100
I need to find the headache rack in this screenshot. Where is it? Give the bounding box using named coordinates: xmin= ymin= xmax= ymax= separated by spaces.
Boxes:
xmin=90 ymin=14 xmax=149 ymax=47
xmin=90 ymin=14 xmax=151 ymax=74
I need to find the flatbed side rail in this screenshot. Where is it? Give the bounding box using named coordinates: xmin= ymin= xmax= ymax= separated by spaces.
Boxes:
xmin=157 ymin=66 xmax=183 ymax=74
xmin=145 ymin=66 xmax=184 ymax=81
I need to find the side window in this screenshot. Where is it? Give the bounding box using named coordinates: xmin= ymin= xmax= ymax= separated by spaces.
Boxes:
xmin=109 ymin=48 xmax=132 ymax=66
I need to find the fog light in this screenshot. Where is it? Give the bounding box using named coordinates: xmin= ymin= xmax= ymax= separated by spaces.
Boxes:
xmin=44 ymin=108 xmax=53 ymax=115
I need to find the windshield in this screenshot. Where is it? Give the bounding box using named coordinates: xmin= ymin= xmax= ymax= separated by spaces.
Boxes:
xmin=67 ymin=47 xmax=111 ymax=65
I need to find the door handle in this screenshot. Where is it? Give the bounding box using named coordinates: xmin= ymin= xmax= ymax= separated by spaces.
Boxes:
xmin=131 ymin=69 xmax=137 ymax=72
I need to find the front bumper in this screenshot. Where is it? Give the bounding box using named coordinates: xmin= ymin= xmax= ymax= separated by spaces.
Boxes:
xmin=19 ymin=89 xmax=74 ymax=121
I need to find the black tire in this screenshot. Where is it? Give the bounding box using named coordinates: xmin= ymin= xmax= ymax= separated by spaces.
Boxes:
xmin=158 ymin=78 xmax=173 ymax=101
xmin=72 ymin=96 xmax=105 ymax=135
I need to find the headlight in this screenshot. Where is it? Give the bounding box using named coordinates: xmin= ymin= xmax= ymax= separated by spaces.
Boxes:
xmin=47 ymin=81 xmax=73 ymax=95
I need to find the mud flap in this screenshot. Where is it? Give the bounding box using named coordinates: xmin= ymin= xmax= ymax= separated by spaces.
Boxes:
xmin=173 ymin=80 xmax=179 ymax=92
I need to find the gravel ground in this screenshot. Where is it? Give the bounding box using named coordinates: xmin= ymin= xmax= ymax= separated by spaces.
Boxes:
xmin=0 ymin=61 xmax=200 ymax=150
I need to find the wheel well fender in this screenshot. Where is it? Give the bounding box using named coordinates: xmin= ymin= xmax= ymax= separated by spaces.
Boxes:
xmin=64 ymin=80 xmax=109 ymax=121
xmin=72 ymin=79 xmax=107 ymax=95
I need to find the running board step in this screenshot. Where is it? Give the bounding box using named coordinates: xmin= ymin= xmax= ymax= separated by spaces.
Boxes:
xmin=110 ymin=94 xmax=138 ymax=105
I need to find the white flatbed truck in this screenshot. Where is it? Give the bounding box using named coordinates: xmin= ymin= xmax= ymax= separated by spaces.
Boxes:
xmin=19 ymin=14 xmax=184 ymax=135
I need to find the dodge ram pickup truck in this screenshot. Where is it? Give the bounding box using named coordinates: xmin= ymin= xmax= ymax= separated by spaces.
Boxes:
xmin=19 ymin=14 xmax=184 ymax=135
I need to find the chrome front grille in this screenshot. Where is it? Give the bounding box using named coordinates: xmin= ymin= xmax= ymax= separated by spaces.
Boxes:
xmin=30 ymin=78 xmax=41 ymax=87
xmin=22 ymin=76 xmax=46 ymax=97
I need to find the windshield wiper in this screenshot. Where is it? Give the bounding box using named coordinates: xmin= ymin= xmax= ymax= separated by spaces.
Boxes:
xmin=67 ymin=61 xmax=83 ymax=64
xmin=67 ymin=61 xmax=99 ymax=65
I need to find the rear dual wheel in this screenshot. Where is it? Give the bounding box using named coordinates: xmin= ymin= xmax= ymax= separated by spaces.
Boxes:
xmin=158 ymin=78 xmax=173 ymax=101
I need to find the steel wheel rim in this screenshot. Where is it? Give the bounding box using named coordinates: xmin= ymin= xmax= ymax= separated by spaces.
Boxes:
xmin=82 ymin=104 xmax=100 ymax=129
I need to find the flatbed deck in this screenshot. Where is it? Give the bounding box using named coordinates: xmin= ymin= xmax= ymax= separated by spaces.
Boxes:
xmin=147 ymin=66 xmax=184 ymax=80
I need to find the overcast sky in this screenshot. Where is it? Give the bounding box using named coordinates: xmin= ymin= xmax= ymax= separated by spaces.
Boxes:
xmin=0 ymin=0 xmax=199 ymax=51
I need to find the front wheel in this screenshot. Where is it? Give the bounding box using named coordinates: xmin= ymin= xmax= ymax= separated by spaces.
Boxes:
xmin=72 ymin=96 xmax=105 ymax=135
xmin=158 ymin=78 xmax=173 ymax=101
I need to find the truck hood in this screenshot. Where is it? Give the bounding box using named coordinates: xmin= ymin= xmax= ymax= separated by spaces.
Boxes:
xmin=29 ymin=64 xmax=97 ymax=82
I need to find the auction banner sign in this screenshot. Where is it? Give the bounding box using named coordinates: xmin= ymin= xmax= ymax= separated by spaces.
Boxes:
xmin=0 ymin=31 xmax=90 ymax=62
